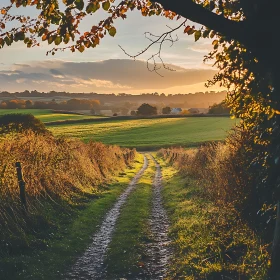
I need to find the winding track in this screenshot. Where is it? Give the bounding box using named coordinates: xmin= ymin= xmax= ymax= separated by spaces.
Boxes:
xmin=66 ymin=156 xmax=148 ymax=280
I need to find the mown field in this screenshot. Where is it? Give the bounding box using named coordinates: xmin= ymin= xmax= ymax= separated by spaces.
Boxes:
xmin=49 ymin=117 xmax=238 ymax=149
xmin=0 ymin=109 xmax=103 ymax=122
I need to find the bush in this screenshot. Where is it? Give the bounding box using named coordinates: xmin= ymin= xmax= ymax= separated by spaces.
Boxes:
xmin=0 ymin=114 xmax=50 ymax=135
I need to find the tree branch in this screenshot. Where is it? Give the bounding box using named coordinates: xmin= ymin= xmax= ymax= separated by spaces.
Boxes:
xmin=153 ymin=0 xmax=244 ymax=43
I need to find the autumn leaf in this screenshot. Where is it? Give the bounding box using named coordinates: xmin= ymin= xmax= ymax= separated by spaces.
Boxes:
xmin=78 ymin=45 xmax=85 ymax=52
xmin=184 ymin=26 xmax=191 ymax=34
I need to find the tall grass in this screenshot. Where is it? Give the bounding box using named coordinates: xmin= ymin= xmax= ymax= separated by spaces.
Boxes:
xmin=158 ymin=128 xmax=256 ymax=215
xmin=158 ymin=129 xmax=271 ymax=278
xmin=0 ymin=131 xmax=136 ymax=248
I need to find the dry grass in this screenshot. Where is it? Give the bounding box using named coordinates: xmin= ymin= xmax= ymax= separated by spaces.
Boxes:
xmin=0 ymin=131 xmax=136 ymax=242
xmin=158 ymin=129 xmax=255 ymax=213
xmin=157 ymin=131 xmax=271 ymax=279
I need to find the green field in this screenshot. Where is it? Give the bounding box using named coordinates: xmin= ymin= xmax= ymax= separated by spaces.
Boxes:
xmin=49 ymin=117 xmax=238 ymax=149
xmin=0 ymin=109 xmax=103 ymax=123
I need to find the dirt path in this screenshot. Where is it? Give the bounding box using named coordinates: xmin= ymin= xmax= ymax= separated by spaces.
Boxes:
xmin=143 ymin=155 xmax=173 ymax=279
xmin=66 ymin=156 xmax=148 ymax=280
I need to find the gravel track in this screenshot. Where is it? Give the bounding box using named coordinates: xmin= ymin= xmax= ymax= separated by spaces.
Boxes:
xmin=143 ymin=155 xmax=172 ymax=279
xmin=66 ymin=156 xmax=148 ymax=280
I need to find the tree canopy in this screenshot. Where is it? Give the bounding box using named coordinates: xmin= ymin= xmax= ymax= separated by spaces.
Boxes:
xmin=137 ymin=103 xmax=157 ymax=115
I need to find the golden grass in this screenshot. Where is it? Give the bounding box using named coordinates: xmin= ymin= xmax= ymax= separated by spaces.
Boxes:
xmin=0 ymin=131 xmax=136 ymax=238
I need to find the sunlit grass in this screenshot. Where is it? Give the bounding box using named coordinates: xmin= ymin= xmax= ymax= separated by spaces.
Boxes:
xmin=49 ymin=117 xmax=237 ymax=149
xmin=156 ymin=156 xmax=270 ymax=279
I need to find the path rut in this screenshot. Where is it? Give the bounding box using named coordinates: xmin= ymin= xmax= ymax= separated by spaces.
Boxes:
xmin=66 ymin=156 xmax=148 ymax=280
xmin=143 ymin=155 xmax=172 ymax=279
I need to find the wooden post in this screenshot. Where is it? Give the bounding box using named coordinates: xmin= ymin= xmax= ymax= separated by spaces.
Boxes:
xmin=15 ymin=162 xmax=27 ymax=211
xmin=271 ymin=201 xmax=280 ymax=278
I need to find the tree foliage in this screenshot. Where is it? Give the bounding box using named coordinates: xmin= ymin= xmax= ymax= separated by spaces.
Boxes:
xmin=208 ymin=101 xmax=230 ymax=115
xmin=137 ymin=103 xmax=157 ymax=116
xmin=162 ymin=106 xmax=171 ymax=114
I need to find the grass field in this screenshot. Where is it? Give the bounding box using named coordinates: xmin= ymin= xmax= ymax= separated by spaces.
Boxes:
xmin=49 ymin=117 xmax=238 ymax=149
xmin=0 ymin=109 xmax=103 ymax=122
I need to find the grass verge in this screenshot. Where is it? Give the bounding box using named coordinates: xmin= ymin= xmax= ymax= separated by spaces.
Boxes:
xmin=0 ymin=153 xmax=144 ymax=280
xmin=104 ymin=154 xmax=155 ymax=279
xmin=157 ymin=156 xmax=270 ymax=280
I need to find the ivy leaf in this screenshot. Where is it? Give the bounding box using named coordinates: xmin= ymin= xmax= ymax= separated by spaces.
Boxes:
xmin=108 ymin=26 xmax=116 ymax=37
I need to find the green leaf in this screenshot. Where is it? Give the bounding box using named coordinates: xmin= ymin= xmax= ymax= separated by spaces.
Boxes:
xmin=86 ymin=3 xmax=94 ymax=13
xmin=108 ymin=26 xmax=116 ymax=37
xmin=48 ymin=36 xmax=54 ymax=44
xmin=64 ymin=33 xmax=70 ymax=44
xmin=86 ymin=2 xmax=100 ymax=13
xmin=102 ymin=1 xmax=110 ymax=11
xmin=15 ymin=32 xmax=25 ymax=41
xmin=194 ymin=30 xmax=201 ymax=42
xmin=55 ymin=36 xmax=62 ymax=45
xmin=0 ymin=38 xmax=4 ymax=48
xmin=203 ymin=29 xmax=211 ymax=38
xmin=75 ymin=0 xmax=84 ymax=11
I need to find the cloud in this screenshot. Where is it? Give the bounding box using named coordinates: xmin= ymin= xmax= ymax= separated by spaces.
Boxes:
xmin=0 ymin=59 xmax=217 ymax=93
xmin=188 ymin=42 xmax=213 ymax=53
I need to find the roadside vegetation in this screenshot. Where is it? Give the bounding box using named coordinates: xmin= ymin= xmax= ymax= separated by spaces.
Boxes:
xmin=0 ymin=129 xmax=137 ymax=279
xmin=49 ymin=117 xmax=237 ymax=149
xmin=157 ymin=155 xmax=270 ymax=279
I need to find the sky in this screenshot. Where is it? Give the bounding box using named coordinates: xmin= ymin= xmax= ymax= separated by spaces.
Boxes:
xmin=0 ymin=1 xmax=222 ymax=94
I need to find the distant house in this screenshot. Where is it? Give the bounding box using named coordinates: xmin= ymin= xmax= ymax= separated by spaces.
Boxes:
xmin=171 ymin=108 xmax=182 ymax=114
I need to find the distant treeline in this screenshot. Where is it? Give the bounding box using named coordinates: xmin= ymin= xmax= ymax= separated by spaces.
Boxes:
xmin=0 ymin=90 xmax=226 ymax=109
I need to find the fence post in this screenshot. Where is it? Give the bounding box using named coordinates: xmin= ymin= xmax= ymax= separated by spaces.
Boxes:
xmin=15 ymin=162 xmax=27 ymax=211
xmin=271 ymin=201 xmax=280 ymax=278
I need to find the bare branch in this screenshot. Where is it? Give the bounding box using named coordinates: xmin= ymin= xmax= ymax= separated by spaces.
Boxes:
xmin=119 ymin=19 xmax=187 ymax=76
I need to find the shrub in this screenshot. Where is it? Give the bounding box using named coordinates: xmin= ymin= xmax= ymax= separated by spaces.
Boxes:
xmin=0 ymin=114 xmax=49 ymax=135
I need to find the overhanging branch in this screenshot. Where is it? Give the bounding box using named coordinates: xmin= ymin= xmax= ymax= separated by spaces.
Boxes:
xmin=153 ymin=0 xmax=245 ymax=44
